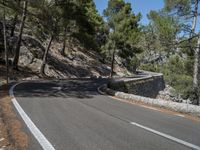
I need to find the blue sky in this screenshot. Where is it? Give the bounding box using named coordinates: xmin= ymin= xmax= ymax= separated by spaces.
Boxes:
xmin=94 ymin=0 xmax=164 ymax=25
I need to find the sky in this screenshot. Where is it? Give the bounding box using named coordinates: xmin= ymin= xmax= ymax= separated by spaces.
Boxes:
xmin=94 ymin=0 xmax=164 ymax=25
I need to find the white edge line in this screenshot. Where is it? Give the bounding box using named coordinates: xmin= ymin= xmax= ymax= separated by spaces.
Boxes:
xmin=130 ymin=121 xmax=200 ymax=150
xmin=9 ymin=83 xmax=55 ymax=150
xmin=176 ymin=114 xmax=185 ymax=118
xmin=140 ymin=105 xmax=159 ymax=111
xmin=98 ymin=85 xmax=199 ymax=149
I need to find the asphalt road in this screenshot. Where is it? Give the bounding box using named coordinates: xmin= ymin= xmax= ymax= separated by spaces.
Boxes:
xmin=12 ymin=79 xmax=200 ymax=150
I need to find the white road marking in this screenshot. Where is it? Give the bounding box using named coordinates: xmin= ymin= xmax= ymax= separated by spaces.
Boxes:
xmin=176 ymin=114 xmax=185 ymax=117
xmin=9 ymin=83 xmax=55 ymax=150
xmin=140 ymin=105 xmax=158 ymax=111
xmin=108 ymin=95 xmax=161 ymax=112
xmin=130 ymin=121 xmax=200 ymax=150
xmin=52 ymin=87 xmax=62 ymax=90
xmin=105 ymin=90 xmax=189 ymax=119
xmin=10 ymin=82 xmax=200 ymax=150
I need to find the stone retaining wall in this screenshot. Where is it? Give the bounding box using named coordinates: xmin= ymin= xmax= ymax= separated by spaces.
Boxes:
xmin=108 ymin=71 xmax=165 ymax=98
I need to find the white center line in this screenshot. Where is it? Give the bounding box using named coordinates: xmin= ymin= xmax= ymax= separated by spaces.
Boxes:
xmin=10 ymin=83 xmax=56 ymax=150
xmin=130 ymin=121 xmax=200 ymax=150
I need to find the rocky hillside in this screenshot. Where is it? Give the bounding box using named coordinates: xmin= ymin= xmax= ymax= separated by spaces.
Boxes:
xmin=1 ymin=35 xmax=130 ymax=81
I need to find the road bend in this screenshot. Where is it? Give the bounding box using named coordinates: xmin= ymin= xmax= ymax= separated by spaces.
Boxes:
xmin=12 ymin=79 xmax=200 ymax=150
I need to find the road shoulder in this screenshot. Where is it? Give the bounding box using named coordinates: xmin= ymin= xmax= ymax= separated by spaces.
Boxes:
xmin=0 ymin=82 xmax=28 ymax=150
xmin=98 ymin=84 xmax=200 ymax=122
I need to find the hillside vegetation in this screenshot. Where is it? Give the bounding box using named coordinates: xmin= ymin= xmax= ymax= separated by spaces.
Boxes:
xmin=0 ymin=0 xmax=133 ymax=79
xmin=0 ymin=0 xmax=200 ymax=105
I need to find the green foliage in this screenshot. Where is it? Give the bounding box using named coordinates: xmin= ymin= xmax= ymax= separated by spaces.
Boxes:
xmin=72 ymin=31 xmax=98 ymax=50
xmin=140 ymin=54 xmax=194 ymax=98
xmin=171 ymin=74 xmax=192 ymax=99
xmin=164 ymin=0 xmax=198 ymax=35
xmin=147 ymin=10 xmax=180 ymax=52
xmin=164 ymin=0 xmax=191 ymax=16
xmin=26 ymin=0 xmax=103 ymax=50
xmin=128 ymin=56 xmax=140 ymax=72
xmin=66 ymin=0 xmax=104 ymax=50
xmin=140 ymin=64 xmax=159 ymax=72
xmin=139 ymin=0 xmax=200 ymax=102
xmin=103 ymin=0 xmax=141 ymax=71
xmin=27 ymin=0 xmax=62 ymax=40
xmin=84 ymin=0 xmax=104 ymax=31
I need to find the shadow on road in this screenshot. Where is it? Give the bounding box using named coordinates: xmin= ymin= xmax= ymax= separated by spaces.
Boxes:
xmin=13 ymin=78 xmax=108 ymax=99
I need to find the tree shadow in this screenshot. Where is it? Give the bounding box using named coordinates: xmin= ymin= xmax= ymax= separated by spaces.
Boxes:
xmin=13 ymin=79 xmax=108 ymax=100
xmin=22 ymin=35 xmax=45 ymax=59
xmin=47 ymin=54 xmax=92 ymax=77
xmin=0 ymin=84 xmax=9 ymax=99
xmin=22 ymin=36 xmax=97 ymax=77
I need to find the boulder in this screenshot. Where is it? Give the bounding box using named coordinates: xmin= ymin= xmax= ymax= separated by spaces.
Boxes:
xmin=19 ymin=46 xmax=34 ymax=66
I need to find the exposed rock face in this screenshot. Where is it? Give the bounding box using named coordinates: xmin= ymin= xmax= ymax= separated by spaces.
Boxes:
xmin=157 ymin=85 xmax=176 ymax=100
xmin=141 ymin=51 xmax=168 ymax=64
xmin=157 ymin=85 xmax=183 ymax=103
xmin=19 ymin=46 xmax=34 ymax=66
xmin=15 ymin=36 xmax=128 ymax=78
xmin=29 ymin=58 xmax=42 ymax=71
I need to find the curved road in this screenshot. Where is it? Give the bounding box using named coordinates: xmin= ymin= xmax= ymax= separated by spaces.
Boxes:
xmin=12 ymin=79 xmax=200 ymax=150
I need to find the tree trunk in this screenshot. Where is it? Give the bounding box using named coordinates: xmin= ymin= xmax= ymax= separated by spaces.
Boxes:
xmin=110 ymin=49 xmax=116 ymax=77
xmin=11 ymin=0 xmax=21 ymax=37
xmin=110 ymin=41 xmax=117 ymax=77
xmin=192 ymin=36 xmax=200 ymax=105
xmin=2 ymin=0 xmax=9 ymax=86
xmin=190 ymin=0 xmax=199 ymax=105
xmin=61 ymin=27 xmax=67 ymax=56
xmin=40 ymin=35 xmax=54 ymax=76
xmin=191 ymin=0 xmax=198 ymax=34
xmin=10 ymin=14 xmax=18 ymax=37
xmin=12 ymin=0 xmax=28 ymax=70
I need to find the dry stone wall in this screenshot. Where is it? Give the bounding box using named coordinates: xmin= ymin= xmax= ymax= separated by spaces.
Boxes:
xmin=108 ymin=71 xmax=165 ymax=98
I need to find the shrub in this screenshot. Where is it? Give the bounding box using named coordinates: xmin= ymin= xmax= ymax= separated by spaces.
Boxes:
xmin=139 ymin=54 xmax=196 ymax=100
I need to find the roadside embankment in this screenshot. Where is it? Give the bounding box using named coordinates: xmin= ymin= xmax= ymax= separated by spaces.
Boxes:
xmin=0 ymin=82 xmax=28 ymax=150
xmin=101 ymin=71 xmax=200 ymax=117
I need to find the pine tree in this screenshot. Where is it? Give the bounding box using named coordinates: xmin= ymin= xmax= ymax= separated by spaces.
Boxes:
xmin=164 ymin=0 xmax=200 ymax=105
xmin=35 ymin=0 xmax=61 ymax=76
xmin=2 ymin=0 xmax=9 ymax=86
xmin=12 ymin=0 xmax=28 ymax=70
xmin=104 ymin=0 xmax=141 ymax=76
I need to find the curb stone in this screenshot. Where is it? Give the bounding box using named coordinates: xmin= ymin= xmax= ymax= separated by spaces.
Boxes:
xmin=99 ymin=85 xmax=200 ymax=117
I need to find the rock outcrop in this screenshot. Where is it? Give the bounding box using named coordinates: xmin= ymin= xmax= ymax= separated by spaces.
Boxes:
xmin=13 ymin=35 xmax=130 ymax=79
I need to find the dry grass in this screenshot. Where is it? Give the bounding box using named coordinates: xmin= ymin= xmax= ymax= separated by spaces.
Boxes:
xmin=0 ymin=85 xmax=28 ymax=150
